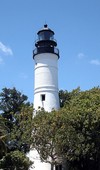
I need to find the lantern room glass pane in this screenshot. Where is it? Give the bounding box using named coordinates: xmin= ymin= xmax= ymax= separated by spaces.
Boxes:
xmin=38 ymin=31 xmax=54 ymax=40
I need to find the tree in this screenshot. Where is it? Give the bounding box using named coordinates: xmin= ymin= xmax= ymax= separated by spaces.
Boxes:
xmin=0 ymin=150 xmax=32 ymax=170
xmin=10 ymin=105 xmax=33 ymax=153
xmin=32 ymin=87 xmax=100 ymax=170
xmin=0 ymin=87 xmax=28 ymax=115
xmin=0 ymin=87 xmax=33 ymax=170
xmin=60 ymin=87 xmax=100 ymax=170
xmin=0 ymin=87 xmax=29 ymax=130
xmin=59 ymin=90 xmax=70 ymax=107
xmin=32 ymin=109 xmax=62 ymax=168
xmin=1 ymin=105 xmax=33 ymax=170
xmin=59 ymin=87 xmax=81 ymax=108
xmin=0 ymin=115 xmax=8 ymax=159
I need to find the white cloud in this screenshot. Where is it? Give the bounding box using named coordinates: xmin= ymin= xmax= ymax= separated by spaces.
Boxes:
xmin=90 ymin=59 xmax=100 ymax=66
xmin=0 ymin=41 xmax=13 ymax=56
xmin=77 ymin=53 xmax=85 ymax=59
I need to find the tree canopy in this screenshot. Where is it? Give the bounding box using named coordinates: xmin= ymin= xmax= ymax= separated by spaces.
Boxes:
xmin=32 ymin=87 xmax=100 ymax=170
xmin=0 ymin=87 xmax=33 ymax=170
xmin=0 ymin=115 xmax=8 ymax=159
xmin=1 ymin=86 xmax=100 ymax=170
xmin=0 ymin=150 xmax=32 ymax=170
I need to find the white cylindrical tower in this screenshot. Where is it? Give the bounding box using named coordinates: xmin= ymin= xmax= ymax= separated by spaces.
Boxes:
xmin=33 ymin=24 xmax=60 ymax=112
xmin=28 ymin=25 xmax=60 ymax=170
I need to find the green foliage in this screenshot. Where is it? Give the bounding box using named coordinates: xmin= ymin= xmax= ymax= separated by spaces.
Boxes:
xmin=0 ymin=115 xmax=8 ymax=159
xmin=59 ymin=89 xmax=70 ymax=107
xmin=32 ymin=87 xmax=100 ymax=170
xmin=0 ymin=87 xmax=33 ymax=169
xmin=32 ymin=109 xmax=62 ymax=165
xmin=1 ymin=86 xmax=100 ymax=170
xmin=0 ymin=87 xmax=30 ymax=135
xmin=0 ymin=150 xmax=32 ymax=170
xmin=10 ymin=105 xmax=33 ymax=153
xmin=62 ymin=86 xmax=100 ymax=170
xmin=59 ymin=87 xmax=80 ymax=107
xmin=0 ymin=87 xmax=28 ymax=115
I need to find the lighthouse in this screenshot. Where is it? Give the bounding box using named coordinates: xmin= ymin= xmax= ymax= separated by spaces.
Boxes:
xmin=28 ymin=25 xmax=60 ymax=170
xmin=33 ymin=24 xmax=60 ymax=112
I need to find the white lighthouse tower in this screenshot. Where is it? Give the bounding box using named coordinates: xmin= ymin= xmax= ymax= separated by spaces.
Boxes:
xmin=33 ymin=24 xmax=60 ymax=112
xmin=28 ymin=25 xmax=60 ymax=170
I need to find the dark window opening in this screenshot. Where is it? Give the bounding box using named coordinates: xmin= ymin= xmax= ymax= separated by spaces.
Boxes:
xmin=38 ymin=31 xmax=54 ymax=41
xmin=55 ymin=164 xmax=62 ymax=170
xmin=41 ymin=94 xmax=45 ymax=101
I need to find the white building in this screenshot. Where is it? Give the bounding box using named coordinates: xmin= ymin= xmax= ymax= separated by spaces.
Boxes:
xmin=28 ymin=25 xmax=61 ymax=170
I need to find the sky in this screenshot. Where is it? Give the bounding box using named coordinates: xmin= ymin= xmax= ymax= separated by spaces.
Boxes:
xmin=0 ymin=0 xmax=100 ymax=103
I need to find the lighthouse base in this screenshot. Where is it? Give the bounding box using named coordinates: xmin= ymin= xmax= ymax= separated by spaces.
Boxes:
xmin=27 ymin=149 xmax=52 ymax=170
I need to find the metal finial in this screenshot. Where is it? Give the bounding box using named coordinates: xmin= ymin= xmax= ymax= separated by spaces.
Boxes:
xmin=44 ymin=24 xmax=48 ymax=28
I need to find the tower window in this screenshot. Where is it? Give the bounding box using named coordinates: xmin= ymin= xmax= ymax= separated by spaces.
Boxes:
xmin=55 ymin=164 xmax=62 ymax=170
xmin=41 ymin=94 xmax=45 ymax=101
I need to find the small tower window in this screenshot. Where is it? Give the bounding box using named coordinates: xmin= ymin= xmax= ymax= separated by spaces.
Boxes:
xmin=55 ymin=164 xmax=62 ymax=170
xmin=41 ymin=94 xmax=45 ymax=101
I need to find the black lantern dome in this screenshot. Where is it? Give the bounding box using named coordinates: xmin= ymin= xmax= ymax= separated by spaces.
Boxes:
xmin=33 ymin=24 xmax=59 ymax=58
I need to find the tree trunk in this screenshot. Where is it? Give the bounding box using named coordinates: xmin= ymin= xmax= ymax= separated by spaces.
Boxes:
xmin=51 ymin=164 xmax=54 ymax=170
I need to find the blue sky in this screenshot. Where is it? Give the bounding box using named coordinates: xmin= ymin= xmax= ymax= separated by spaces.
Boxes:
xmin=0 ymin=0 xmax=100 ymax=103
